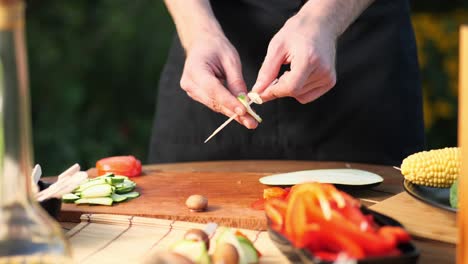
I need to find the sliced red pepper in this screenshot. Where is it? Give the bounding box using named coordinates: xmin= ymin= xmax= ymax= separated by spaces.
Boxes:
xmin=285 ymin=194 xmax=307 ymax=243
xmin=314 ymin=251 xmax=339 ymax=262
xmin=335 ymin=203 xmax=374 ymax=233
xmin=290 ymin=183 xmax=332 ymax=220
xmin=299 ymin=224 xmax=321 ymax=250
xmin=303 ymin=199 xmax=395 ymax=255
xmin=265 ymin=198 xmax=287 ymax=232
xmin=340 ymin=191 xmax=361 ymax=207
xmin=278 ymin=182 xmax=411 ymax=259
xmin=378 ymin=226 xmax=411 ymax=244
xmin=263 ymin=187 xmax=288 ymax=200
xmin=313 ymin=230 xmax=365 ymax=259
xmin=250 ymin=198 xmax=266 ymax=210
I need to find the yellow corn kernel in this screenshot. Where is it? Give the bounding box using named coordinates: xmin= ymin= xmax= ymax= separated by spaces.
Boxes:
xmin=401 ymin=147 xmax=461 ymax=187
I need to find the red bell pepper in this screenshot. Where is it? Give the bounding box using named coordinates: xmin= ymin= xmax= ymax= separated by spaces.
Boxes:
xmin=305 ymin=204 xmax=396 ymax=256
xmin=379 ymin=226 xmax=411 ymax=244
xmin=285 ymin=194 xmax=308 ymax=243
xmin=263 ymin=187 xmax=288 ymax=200
xmin=250 ymin=198 xmax=266 ymax=210
xmin=265 ymin=198 xmax=287 ymax=231
xmin=314 ymin=251 xmax=339 ymax=261
xmin=310 ymin=230 xmax=365 ymax=259
xmin=96 ymin=155 xmax=142 ymax=177
xmin=264 ymin=182 xmax=412 ymax=261
xmin=334 ymin=203 xmax=374 ymax=232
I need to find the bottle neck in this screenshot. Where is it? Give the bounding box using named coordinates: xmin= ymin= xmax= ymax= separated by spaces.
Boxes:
xmin=0 ymin=0 xmax=33 ymax=205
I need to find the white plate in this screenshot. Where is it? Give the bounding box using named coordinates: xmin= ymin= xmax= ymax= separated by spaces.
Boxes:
xmin=259 ymin=169 xmax=384 ymax=186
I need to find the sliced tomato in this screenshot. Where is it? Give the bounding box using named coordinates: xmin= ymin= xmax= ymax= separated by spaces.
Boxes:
xmin=96 ymin=155 xmax=142 ymax=177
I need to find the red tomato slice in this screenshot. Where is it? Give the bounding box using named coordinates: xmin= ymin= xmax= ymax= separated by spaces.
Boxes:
xmin=96 ymin=155 xmax=142 ymax=177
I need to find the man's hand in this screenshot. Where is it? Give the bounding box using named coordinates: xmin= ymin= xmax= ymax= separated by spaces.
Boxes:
xmin=180 ymin=34 xmax=258 ymax=129
xmin=164 ymin=0 xmax=258 ymax=129
xmin=253 ymin=15 xmax=337 ymax=104
xmin=252 ymin=0 xmax=373 ymax=104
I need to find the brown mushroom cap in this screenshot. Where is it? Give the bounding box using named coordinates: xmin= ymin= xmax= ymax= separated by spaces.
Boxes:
xmin=144 ymin=251 xmax=194 ymax=264
xmin=184 ymin=228 xmax=210 ymax=250
xmin=185 ymin=194 xmax=208 ymax=212
xmin=212 ymin=243 xmax=239 ymax=264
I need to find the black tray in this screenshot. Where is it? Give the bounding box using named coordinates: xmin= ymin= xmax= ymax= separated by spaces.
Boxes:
xmin=267 ymin=207 xmax=419 ymax=264
xmin=38 ymin=180 xmax=62 ymax=219
xmin=403 ymin=180 xmax=456 ymax=213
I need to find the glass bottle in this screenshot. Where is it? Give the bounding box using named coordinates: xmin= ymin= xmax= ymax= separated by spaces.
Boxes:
xmin=0 ymin=0 xmax=72 ymax=262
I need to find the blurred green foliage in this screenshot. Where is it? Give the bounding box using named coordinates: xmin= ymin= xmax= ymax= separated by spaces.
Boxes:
xmin=412 ymin=11 xmax=467 ymax=149
xmin=24 ymin=1 xmax=467 ymax=174
xmin=26 ymin=1 xmax=174 ymax=174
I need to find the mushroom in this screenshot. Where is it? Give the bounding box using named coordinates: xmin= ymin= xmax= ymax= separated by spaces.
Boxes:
xmin=247 ymin=92 xmax=263 ymax=104
xmin=185 ymin=194 xmax=208 ymax=212
xmin=184 ymin=228 xmax=210 ymax=250
xmin=144 ymin=252 xmax=194 ymax=264
xmin=212 ymin=243 xmax=239 ymax=264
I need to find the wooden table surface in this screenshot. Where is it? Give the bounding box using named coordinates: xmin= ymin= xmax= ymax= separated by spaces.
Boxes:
xmin=57 ymin=160 xmax=456 ymax=264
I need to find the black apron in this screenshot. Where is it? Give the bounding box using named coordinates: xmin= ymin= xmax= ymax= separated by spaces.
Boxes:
xmin=148 ymin=0 xmax=425 ymax=166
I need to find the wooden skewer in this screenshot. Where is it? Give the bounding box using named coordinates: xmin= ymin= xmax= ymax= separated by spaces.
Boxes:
xmin=393 ymin=166 xmax=401 ymax=171
xmin=204 ymin=100 xmax=255 ymax=143
xmin=204 ymin=79 xmax=278 ymax=143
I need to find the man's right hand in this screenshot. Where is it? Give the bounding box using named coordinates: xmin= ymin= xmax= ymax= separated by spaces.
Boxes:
xmin=164 ymin=0 xmax=258 ymax=129
xmin=180 ymin=34 xmax=258 ymax=129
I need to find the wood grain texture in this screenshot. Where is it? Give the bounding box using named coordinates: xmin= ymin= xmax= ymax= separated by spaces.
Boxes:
xmin=370 ymin=192 xmax=457 ymax=244
xmin=458 ymin=25 xmax=468 ymax=264
xmin=57 ymin=161 xmax=404 ymax=230
xmin=60 ymin=171 xmax=268 ymax=230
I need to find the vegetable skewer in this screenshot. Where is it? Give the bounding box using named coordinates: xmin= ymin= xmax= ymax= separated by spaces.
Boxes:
xmin=204 ymin=79 xmax=277 ymax=143
xmin=204 ymin=100 xmax=255 ymax=143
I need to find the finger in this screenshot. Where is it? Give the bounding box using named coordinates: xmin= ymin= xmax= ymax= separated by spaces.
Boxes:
xmin=238 ymin=115 xmax=258 ymax=129
xmin=296 ymin=73 xmax=334 ymax=98
xmin=252 ymin=41 xmax=286 ymax=95
xmin=199 ymin=74 xmax=259 ymax=126
xmin=294 ymin=83 xmax=333 ymax=104
xmin=260 ymin=55 xmax=314 ymax=102
xmin=221 ymin=54 xmax=248 ymax=97
xmin=303 ymin=64 xmax=336 ymax=87
xmin=183 ymin=68 xmax=259 ymax=129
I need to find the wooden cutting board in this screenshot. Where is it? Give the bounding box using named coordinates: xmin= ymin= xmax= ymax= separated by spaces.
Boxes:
xmin=56 ymin=161 xmax=403 ymax=230
xmin=59 ymin=171 xmax=269 ymax=230
xmin=370 ymin=192 xmax=457 ymax=244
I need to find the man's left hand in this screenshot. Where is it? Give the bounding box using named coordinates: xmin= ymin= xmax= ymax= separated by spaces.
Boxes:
xmin=252 ymin=12 xmax=337 ymax=104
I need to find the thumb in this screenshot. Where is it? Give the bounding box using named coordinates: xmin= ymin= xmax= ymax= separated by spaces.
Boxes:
xmin=252 ymin=43 xmax=286 ymax=95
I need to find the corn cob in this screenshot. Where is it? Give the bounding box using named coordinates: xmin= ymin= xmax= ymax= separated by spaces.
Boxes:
xmin=400 ymin=147 xmax=461 ymax=188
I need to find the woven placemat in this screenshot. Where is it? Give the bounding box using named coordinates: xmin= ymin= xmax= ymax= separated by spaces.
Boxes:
xmin=67 ymin=214 xmax=289 ymax=263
